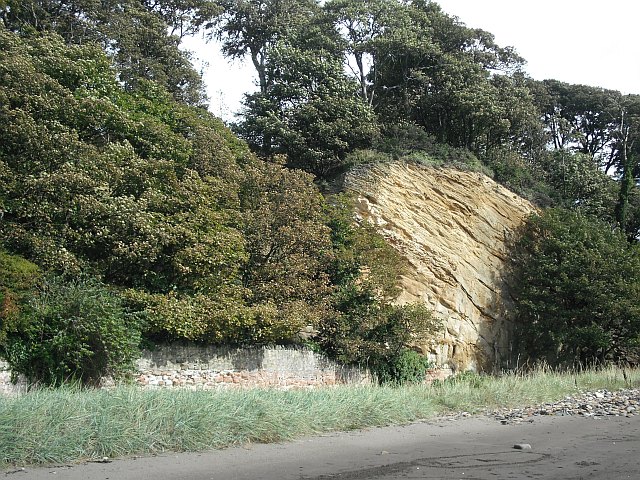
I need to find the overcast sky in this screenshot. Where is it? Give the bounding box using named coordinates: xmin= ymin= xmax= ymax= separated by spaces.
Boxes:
xmin=184 ymin=0 xmax=640 ymax=121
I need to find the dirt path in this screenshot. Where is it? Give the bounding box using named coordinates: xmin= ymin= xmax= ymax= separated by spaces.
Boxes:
xmin=9 ymin=414 xmax=640 ymax=480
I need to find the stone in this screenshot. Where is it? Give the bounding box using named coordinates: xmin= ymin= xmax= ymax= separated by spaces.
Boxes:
xmin=513 ymin=444 xmax=532 ymax=450
xmin=347 ymin=164 xmax=535 ymax=371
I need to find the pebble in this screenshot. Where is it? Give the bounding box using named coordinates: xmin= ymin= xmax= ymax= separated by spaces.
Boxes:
xmin=488 ymin=388 xmax=640 ymax=423
xmin=513 ymin=444 xmax=532 ymax=450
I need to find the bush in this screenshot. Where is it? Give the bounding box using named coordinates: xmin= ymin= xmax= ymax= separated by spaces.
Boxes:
xmin=2 ymin=276 xmax=141 ymax=386
xmin=0 ymin=250 xmax=41 ymax=343
xmin=375 ymin=123 xmax=486 ymax=173
xmin=510 ymin=209 xmax=640 ymax=366
xmin=373 ymin=348 xmax=432 ymax=385
xmin=483 ymin=147 xmax=553 ymax=205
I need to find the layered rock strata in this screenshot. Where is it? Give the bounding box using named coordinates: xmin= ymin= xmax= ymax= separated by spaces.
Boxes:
xmin=345 ymin=163 xmax=535 ymax=372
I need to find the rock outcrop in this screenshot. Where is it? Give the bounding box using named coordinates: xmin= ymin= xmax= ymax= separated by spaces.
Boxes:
xmin=345 ymin=162 xmax=535 ymax=372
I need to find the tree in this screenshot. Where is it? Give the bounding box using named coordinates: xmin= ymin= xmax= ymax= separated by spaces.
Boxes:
xmin=214 ymin=0 xmax=378 ymax=176
xmin=532 ymin=81 xmax=619 ymax=162
xmin=212 ymin=0 xmax=324 ymax=95
xmin=237 ymin=41 xmax=378 ymax=176
xmin=511 ymin=209 xmax=640 ymax=366
xmin=324 ymin=0 xmax=400 ymax=106
xmin=1 ymin=0 xmax=213 ymax=104
xmin=610 ymin=95 xmax=640 ymax=236
xmin=539 ymin=150 xmax=617 ymax=220
xmin=367 ymin=0 xmax=536 ymax=156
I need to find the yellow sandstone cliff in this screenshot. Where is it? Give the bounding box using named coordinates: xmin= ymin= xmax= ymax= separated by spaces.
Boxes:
xmin=345 ymin=162 xmax=535 ymax=372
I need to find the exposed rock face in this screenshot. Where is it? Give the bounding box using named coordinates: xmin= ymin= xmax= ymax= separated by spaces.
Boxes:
xmin=345 ymin=163 xmax=535 ymax=372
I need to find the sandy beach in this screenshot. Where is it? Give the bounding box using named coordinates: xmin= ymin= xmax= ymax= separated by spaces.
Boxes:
xmin=11 ymin=412 xmax=639 ymax=480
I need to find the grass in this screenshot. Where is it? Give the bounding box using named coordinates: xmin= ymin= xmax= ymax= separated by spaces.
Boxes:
xmin=1 ymin=365 xmax=639 ymax=467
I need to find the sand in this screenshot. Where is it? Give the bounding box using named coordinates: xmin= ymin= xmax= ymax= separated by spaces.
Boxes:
xmin=11 ymin=413 xmax=640 ymax=480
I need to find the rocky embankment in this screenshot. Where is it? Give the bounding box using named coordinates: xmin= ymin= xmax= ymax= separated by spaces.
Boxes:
xmin=345 ymin=163 xmax=535 ymax=372
xmin=487 ymin=389 xmax=640 ymax=423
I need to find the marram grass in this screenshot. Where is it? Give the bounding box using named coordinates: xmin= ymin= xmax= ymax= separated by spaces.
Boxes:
xmin=1 ymin=366 xmax=638 ymax=467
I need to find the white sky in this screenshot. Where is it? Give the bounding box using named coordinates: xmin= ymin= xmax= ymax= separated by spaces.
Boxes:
xmin=183 ymin=0 xmax=640 ymax=121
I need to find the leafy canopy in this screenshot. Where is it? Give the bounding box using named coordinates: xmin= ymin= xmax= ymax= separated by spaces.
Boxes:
xmin=511 ymin=209 xmax=640 ymax=366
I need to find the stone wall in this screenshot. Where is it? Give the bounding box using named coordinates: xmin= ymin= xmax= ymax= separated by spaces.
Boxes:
xmin=0 ymin=345 xmax=456 ymax=395
xmin=133 ymin=345 xmax=372 ymax=390
xmin=0 ymin=346 xmax=373 ymax=395
xmin=0 ymin=359 xmax=27 ymax=396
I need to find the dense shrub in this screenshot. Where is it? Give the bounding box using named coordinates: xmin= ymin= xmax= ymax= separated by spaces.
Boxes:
xmin=511 ymin=209 xmax=640 ymax=366
xmin=483 ymin=147 xmax=553 ymax=205
xmin=373 ymin=348 xmax=432 ymax=385
xmin=0 ymin=250 xmax=41 ymax=343
xmin=2 ymin=276 xmax=141 ymax=386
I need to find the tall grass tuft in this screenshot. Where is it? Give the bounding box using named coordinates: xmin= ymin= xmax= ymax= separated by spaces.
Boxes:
xmin=1 ymin=366 xmax=638 ymax=467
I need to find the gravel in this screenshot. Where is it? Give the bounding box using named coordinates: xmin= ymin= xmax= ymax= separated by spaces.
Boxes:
xmin=487 ymin=388 xmax=640 ymax=423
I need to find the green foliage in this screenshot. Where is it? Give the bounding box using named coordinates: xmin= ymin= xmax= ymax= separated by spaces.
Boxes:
xmin=373 ymin=348 xmax=432 ymax=386
xmin=239 ymin=159 xmax=334 ymax=338
xmin=540 ymin=151 xmax=618 ymax=219
xmin=511 ymin=209 xmax=640 ymax=366
xmin=484 ymin=147 xmax=619 ymax=223
xmin=531 ymin=80 xmax=640 ymax=237
xmin=373 ymin=123 xmax=490 ymax=174
xmin=1 ymin=0 xmax=213 ymax=105
xmin=1 ymin=276 xmax=141 ymax=386
xmin=0 ymin=28 xmax=263 ymax=346
xmin=532 ymin=79 xmax=629 ymax=171
xmin=317 ymin=197 xmax=442 ymax=383
xmin=483 ymin=147 xmax=554 ymax=205
xmin=364 ymin=1 xmax=539 ymax=157
xmin=0 ymin=250 xmax=41 ymax=343
xmin=238 ymin=43 xmax=379 ymax=177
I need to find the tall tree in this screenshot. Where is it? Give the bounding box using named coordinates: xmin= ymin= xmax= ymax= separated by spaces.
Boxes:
xmin=212 ymin=0 xmax=325 ymax=95
xmin=324 ymin=0 xmax=400 ymax=106
xmin=367 ymin=0 xmax=535 ymax=155
xmin=237 ymin=42 xmax=378 ymax=175
xmin=1 ymin=0 xmax=216 ymax=105
xmin=611 ymin=95 xmax=640 ymax=235
xmin=533 ymin=80 xmax=621 ymax=168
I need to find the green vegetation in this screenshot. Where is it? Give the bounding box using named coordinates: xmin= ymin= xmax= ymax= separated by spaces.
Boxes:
xmin=511 ymin=209 xmax=640 ymax=366
xmin=1 ymin=276 xmax=141 ymax=386
xmin=0 ymin=25 xmax=437 ymax=385
xmin=1 ymin=366 xmax=638 ymax=466
xmin=2 ymin=0 xmax=640 ymax=381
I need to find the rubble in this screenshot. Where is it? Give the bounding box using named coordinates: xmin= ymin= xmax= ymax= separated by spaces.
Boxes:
xmin=488 ymin=388 xmax=640 ymax=423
